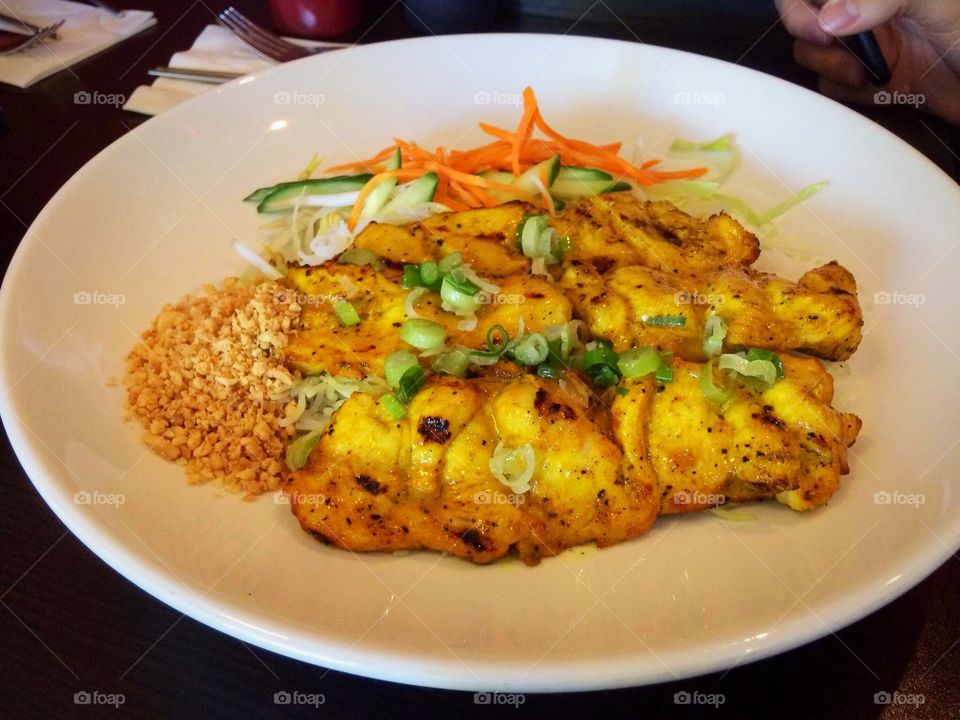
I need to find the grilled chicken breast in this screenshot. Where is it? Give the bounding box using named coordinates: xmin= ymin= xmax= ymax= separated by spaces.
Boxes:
xmin=284 ymin=263 xmax=572 ymax=377
xmin=282 ymin=193 xmax=863 ymax=563
xmin=354 ymin=203 xmax=531 ymax=278
xmin=286 ymin=358 xmax=860 ymax=563
xmin=612 ymin=354 xmax=861 ymax=514
xmin=286 ymin=375 xmax=658 ymax=564
xmin=562 ymin=260 xmax=863 ymax=361
xmin=553 ymin=193 xmax=761 ymax=274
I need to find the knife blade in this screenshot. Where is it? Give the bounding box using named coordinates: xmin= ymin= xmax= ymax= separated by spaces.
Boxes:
xmin=148 ymin=67 xmax=246 ymax=84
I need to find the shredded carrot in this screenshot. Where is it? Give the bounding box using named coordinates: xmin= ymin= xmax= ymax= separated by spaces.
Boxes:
xmin=331 ymin=86 xmax=706 ymax=228
xmin=346 ymin=170 xmax=416 ymax=229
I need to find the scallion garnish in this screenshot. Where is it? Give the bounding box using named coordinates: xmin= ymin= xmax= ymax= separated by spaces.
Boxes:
xmin=509 ymin=332 xmax=549 ymax=366
xmin=440 ymin=271 xmax=481 ymax=314
xmin=646 ymin=314 xmax=686 ymax=327
xmin=400 ymin=318 xmax=446 ymax=350
xmin=583 ymin=344 xmax=621 ymax=387
xmin=401 ymin=264 xmax=423 ymax=288
xmin=380 ymin=392 xmax=408 ymax=419
xmin=384 ymin=350 xmax=420 ymax=388
xmin=395 ymin=365 xmax=425 ymax=403
xmin=703 ymin=313 xmax=727 ymax=357
xmin=617 ymin=347 xmax=661 ymax=378
xmin=333 ymin=300 xmax=360 ymax=326
xmin=432 ymin=349 xmax=471 ymax=377
xmin=699 ymin=358 xmax=735 ymax=405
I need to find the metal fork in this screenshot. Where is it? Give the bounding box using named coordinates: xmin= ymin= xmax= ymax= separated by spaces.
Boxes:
xmin=0 ymin=20 xmax=64 ymax=56
xmin=216 ymin=7 xmax=346 ymax=62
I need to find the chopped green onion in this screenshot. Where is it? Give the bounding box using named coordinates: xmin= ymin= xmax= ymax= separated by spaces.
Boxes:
xmin=432 ymin=349 xmax=471 ymax=377
xmin=617 ymin=347 xmax=661 ymax=378
xmin=590 ymin=365 xmax=620 ymax=387
xmin=440 ymin=271 xmax=481 ymax=314
xmin=544 ymin=321 xmax=580 ymax=360
xmin=338 ymin=247 xmax=379 ymax=266
xmin=646 ymin=314 xmax=686 ymax=327
xmin=400 ymin=318 xmax=446 ymax=350
xmin=615 ymin=386 xmax=629 ymax=397
xmin=471 ymin=324 xmax=511 ymax=359
xmin=384 ymin=350 xmax=419 ymax=389
xmin=655 ymin=363 xmax=674 ymax=383
xmin=536 ymin=364 xmax=560 ymax=380
xmin=419 ymin=260 xmax=440 ymax=287
xmin=489 ymin=441 xmax=536 ymax=494
xmin=285 ymin=428 xmax=325 ymax=471
xmin=437 ymin=252 xmax=463 ymax=276
xmin=520 ymin=215 xmax=551 ymax=258
xmin=401 ymin=264 xmax=423 ymax=288
xmin=699 ymin=359 xmax=735 ymax=405
xmin=717 ymin=352 xmax=778 ymax=391
xmin=510 ymin=333 xmax=549 ymax=366
xmin=379 ymin=392 xmax=407 ymax=419
xmin=333 ymin=301 xmax=360 ymax=327
xmin=745 ymin=348 xmax=785 ymax=379
xmin=553 ymin=235 xmax=572 ymax=260
xmin=395 ymin=365 xmax=425 ymax=403
xmin=583 ymin=344 xmax=622 ymax=387
xmin=703 ymin=313 xmax=727 ymax=357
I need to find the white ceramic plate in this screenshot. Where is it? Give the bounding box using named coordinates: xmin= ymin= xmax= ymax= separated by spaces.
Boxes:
xmin=3 ymin=35 xmax=960 ymax=692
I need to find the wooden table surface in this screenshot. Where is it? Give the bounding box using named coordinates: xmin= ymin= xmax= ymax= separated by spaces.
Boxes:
xmin=1 ymin=2 xmax=958 ymax=718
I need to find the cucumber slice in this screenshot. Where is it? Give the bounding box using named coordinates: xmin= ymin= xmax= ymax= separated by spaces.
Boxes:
xmin=512 ymin=156 xmax=560 ymax=196
xmin=551 ymin=177 xmax=631 ymax=201
xmin=256 ymin=174 xmax=373 ymax=214
xmin=244 ymin=184 xmax=279 ymax=203
xmin=359 ymin=147 xmax=402 ymax=220
xmin=556 ymin=166 xmax=613 ymax=182
xmin=479 ymin=170 xmax=516 ymax=185
xmin=380 ymin=172 xmax=439 ymax=216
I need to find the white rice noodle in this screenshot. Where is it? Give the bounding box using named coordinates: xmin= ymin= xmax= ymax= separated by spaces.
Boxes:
xmin=231 ymin=239 xmax=284 ymax=280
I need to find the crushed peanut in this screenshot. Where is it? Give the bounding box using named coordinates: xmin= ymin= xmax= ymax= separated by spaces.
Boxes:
xmin=124 ymin=279 xmax=301 ymax=499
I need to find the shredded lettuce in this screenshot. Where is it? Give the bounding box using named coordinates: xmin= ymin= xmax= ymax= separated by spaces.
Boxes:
xmin=669 ymin=135 xmax=739 ymax=183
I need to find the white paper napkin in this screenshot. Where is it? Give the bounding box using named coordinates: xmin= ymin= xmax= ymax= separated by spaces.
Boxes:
xmin=123 ymin=25 xmax=348 ymax=116
xmin=0 ymin=0 xmax=155 ymax=89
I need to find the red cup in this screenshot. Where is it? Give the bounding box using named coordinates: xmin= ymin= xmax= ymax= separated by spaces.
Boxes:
xmin=267 ymin=0 xmax=365 ymax=40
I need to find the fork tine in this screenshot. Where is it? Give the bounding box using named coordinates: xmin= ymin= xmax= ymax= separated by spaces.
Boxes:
xmin=217 ymin=11 xmax=280 ymax=61
xmin=217 ymin=12 xmax=289 ymax=61
xmin=0 ymin=19 xmax=62 ymax=56
xmin=223 ymin=8 xmax=301 ymax=54
xmin=219 ymin=7 xmax=309 ymax=62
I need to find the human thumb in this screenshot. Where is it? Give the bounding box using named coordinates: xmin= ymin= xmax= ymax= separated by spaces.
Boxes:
xmin=818 ymin=0 xmax=908 ymax=36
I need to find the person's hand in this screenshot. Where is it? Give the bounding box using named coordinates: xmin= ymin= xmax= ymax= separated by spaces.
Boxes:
xmin=775 ymin=0 xmax=960 ymax=124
